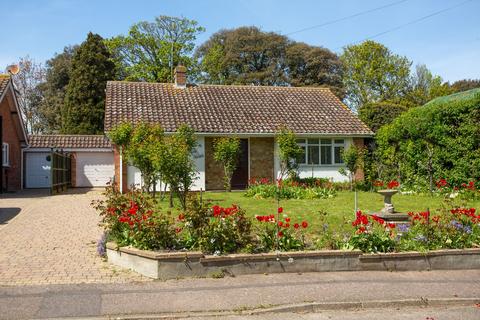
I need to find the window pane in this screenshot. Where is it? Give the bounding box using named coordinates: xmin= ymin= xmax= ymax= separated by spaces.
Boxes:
xmin=321 ymin=145 xmax=332 ymax=164
xmin=296 ymin=139 xmax=306 ymax=144
xmin=308 ymin=145 xmax=319 ymax=165
xmin=334 ymin=146 xmax=344 ymax=164
xmin=296 ymin=146 xmax=306 ymax=164
xmin=334 ymin=139 xmax=344 ymax=144
xmin=307 ymin=138 xmax=319 ymax=145
xmin=320 ymin=139 xmax=332 ymax=145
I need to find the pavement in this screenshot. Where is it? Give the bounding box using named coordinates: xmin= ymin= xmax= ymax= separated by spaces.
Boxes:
xmin=0 ymin=189 xmax=147 ymax=285
xmin=0 ymin=269 xmax=479 ymax=319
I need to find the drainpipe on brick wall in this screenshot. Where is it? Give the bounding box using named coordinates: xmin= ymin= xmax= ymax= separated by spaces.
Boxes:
xmin=119 ymin=146 xmax=123 ymax=193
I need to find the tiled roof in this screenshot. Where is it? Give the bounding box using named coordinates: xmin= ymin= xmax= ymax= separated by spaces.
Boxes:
xmin=0 ymin=75 xmax=10 ymax=99
xmin=28 ymin=135 xmax=112 ymax=149
xmin=105 ymin=82 xmax=373 ymax=136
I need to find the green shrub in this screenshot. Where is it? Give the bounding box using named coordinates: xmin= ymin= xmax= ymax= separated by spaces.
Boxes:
xmin=255 ymin=208 xmax=309 ymax=251
xmin=177 ymin=197 xmax=253 ymax=254
xmin=376 ymin=88 xmax=480 ymax=187
xmin=245 ymin=179 xmax=336 ymax=200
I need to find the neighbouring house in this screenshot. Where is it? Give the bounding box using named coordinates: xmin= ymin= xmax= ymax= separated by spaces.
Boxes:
xmin=0 ymin=75 xmax=28 ymax=192
xmin=25 ymin=135 xmax=114 ymax=188
xmin=105 ymin=66 xmax=373 ymax=192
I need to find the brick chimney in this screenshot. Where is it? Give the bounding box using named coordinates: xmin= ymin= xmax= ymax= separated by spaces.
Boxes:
xmin=174 ymin=65 xmax=187 ymax=88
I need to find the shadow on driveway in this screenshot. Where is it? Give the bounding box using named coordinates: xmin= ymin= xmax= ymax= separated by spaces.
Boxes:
xmin=0 ymin=187 xmax=104 ymax=200
xmin=0 ymin=207 xmax=21 ymax=225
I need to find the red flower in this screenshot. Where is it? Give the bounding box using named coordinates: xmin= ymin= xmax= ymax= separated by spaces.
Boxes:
xmin=278 ymin=207 xmax=283 ymax=214
xmin=175 ymin=227 xmax=182 ymax=233
xmin=178 ymin=213 xmax=185 ymax=221
xmin=301 ymin=221 xmax=308 ymax=228
xmin=387 ymin=180 xmax=399 ymax=189
xmin=387 ymin=223 xmax=396 ymax=229
xmin=373 ymin=180 xmax=384 ymax=187
xmin=285 ymin=217 xmax=291 ymax=223
xmin=294 ymin=223 xmax=300 ymax=229
xmin=356 ymin=226 xmax=367 ymax=234
xmin=285 ymin=223 xmax=290 ymax=228
xmin=435 ymin=178 xmax=448 ymax=188
xmin=432 ymin=216 xmax=440 ymax=223
xmin=277 ymin=231 xmax=284 ymax=237
xmin=278 ymin=221 xmax=283 ymax=227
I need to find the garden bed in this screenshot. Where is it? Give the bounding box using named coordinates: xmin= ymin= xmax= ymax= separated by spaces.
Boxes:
xmin=106 ymin=243 xmax=480 ymax=279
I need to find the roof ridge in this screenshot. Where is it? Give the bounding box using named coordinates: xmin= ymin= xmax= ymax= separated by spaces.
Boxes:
xmin=29 ymin=134 xmax=107 ymax=137
xmin=107 ymin=80 xmax=332 ymax=91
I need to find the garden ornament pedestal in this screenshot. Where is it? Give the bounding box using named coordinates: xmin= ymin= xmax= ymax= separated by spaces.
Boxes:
xmin=374 ymin=189 xmax=409 ymax=222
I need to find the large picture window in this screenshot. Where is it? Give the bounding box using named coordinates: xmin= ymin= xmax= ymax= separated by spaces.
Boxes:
xmin=296 ymin=138 xmax=345 ymax=166
xmin=2 ymin=143 xmax=9 ymax=166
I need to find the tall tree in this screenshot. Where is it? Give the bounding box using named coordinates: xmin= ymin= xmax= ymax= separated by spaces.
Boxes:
xmin=340 ymin=40 xmax=411 ymax=111
xmin=10 ymin=56 xmax=45 ymax=133
xmin=107 ymin=15 xmax=204 ymax=82
xmin=286 ymin=42 xmax=344 ymax=98
xmin=196 ymin=26 xmax=290 ymax=86
xmin=197 ymin=26 xmax=344 ymax=96
xmin=451 ymin=79 xmax=480 ymax=93
xmin=402 ymin=64 xmax=453 ymax=107
xmin=37 ymin=46 xmax=76 ymax=133
xmin=62 ymin=33 xmax=115 ymax=134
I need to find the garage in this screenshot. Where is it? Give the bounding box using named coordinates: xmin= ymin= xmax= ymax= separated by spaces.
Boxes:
xmin=25 ymin=152 xmax=51 ymax=188
xmin=25 ymin=135 xmax=114 ymax=189
xmin=75 ymin=152 xmax=114 ymax=187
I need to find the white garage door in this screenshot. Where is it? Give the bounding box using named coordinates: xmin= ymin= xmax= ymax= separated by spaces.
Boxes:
xmin=76 ymin=152 xmax=114 ymax=187
xmin=25 ymin=152 xmax=51 ymax=188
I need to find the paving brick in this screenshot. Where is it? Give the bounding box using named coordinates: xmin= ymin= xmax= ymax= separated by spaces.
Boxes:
xmin=0 ymin=189 xmax=149 ymax=286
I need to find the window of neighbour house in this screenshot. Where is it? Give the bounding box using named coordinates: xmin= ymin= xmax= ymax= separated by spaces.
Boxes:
xmin=2 ymin=143 xmax=9 ymax=166
xmin=296 ymin=138 xmax=345 ymax=166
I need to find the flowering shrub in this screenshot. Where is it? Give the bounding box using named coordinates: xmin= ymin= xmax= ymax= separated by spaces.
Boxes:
xmin=347 ymin=211 xmax=396 ymax=253
xmin=255 ymin=207 xmax=309 ymax=251
xmin=92 ymin=185 xmax=177 ymax=250
xmin=434 ymin=178 xmax=479 ymax=200
xmin=245 ymin=178 xmax=336 ymax=200
xmin=396 ymin=207 xmax=480 ymax=251
xmin=176 ymin=197 xmax=253 ymax=254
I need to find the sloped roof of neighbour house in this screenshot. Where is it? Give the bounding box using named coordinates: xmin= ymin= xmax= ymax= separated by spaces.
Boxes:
xmin=0 ymin=75 xmax=10 ymax=98
xmin=28 ymin=135 xmax=112 ymax=149
xmin=0 ymin=75 xmax=29 ymax=144
xmin=105 ymin=81 xmax=373 ymax=136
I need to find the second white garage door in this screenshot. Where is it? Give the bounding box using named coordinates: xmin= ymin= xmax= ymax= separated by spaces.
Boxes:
xmin=76 ymin=152 xmax=114 ymax=187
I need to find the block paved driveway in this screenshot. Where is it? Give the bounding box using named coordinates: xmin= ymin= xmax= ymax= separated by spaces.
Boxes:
xmin=0 ymin=189 xmax=148 ymax=286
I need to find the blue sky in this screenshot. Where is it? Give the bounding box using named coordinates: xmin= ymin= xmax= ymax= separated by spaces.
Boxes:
xmin=0 ymin=0 xmax=478 ymax=82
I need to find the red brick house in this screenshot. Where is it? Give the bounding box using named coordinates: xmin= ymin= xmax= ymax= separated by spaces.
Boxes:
xmin=105 ymin=67 xmax=373 ymax=192
xmin=0 ymin=75 xmax=28 ymax=192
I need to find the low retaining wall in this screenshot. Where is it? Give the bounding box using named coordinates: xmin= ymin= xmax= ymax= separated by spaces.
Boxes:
xmin=106 ymin=243 xmax=480 ymax=280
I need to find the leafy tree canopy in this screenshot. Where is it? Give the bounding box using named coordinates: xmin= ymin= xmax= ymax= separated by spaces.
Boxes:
xmin=37 ymin=46 xmax=77 ymax=133
xmin=62 ymin=32 xmax=116 ymax=134
xmin=107 ymin=15 xmax=204 ymax=82
xmin=213 ymin=137 xmax=241 ymax=192
xmin=196 ymin=26 xmax=344 ymax=97
xmin=451 ymin=79 xmax=480 ymax=93
xmin=340 ymin=40 xmax=411 ymax=111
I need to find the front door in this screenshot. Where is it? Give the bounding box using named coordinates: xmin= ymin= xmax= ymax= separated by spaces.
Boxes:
xmin=231 ymin=139 xmax=249 ymax=189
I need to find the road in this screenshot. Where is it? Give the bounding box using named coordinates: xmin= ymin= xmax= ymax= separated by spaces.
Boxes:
xmin=1 ymin=269 xmax=479 ymax=319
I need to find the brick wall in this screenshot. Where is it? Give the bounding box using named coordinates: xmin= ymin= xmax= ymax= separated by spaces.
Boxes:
xmin=352 ymin=137 xmax=365 ymax=181
xmin=113 ymin=146 xmax=128 ymax=192
xmin=1 ymin=90 xmax=23 ymax=191
xmin=204 ymin=137 xmax=225 ymax=190
xmin=249 ymin=137 xmax=274 ymax=182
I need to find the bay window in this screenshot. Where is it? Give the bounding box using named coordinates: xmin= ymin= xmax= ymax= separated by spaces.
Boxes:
xmin=296 ymin=138 xmax=345 ymax=165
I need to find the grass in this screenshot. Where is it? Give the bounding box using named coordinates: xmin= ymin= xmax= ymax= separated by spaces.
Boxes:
xmin=157 ymin=190 xmax=480 ymax=234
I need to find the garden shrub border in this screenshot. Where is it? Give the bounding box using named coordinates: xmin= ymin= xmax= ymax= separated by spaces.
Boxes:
xmin=106 ymin=242 xmax=480 ymax=279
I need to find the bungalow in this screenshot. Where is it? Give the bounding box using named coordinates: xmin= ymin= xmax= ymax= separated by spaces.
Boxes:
xmin=0 ymin=75 xmax=28 ymax=192
xmin=105 ymin=66 xmax=373 ymax=192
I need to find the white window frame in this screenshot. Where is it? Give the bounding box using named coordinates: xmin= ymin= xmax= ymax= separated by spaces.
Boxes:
xmin=296 ymin=138 xmax=345 ymax=167
xmin=2 ymin=142 xmax=9 ymax=167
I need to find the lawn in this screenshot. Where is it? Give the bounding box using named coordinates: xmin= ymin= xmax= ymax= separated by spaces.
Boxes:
xmin=157 ymin=191 xmax=480 ymax=234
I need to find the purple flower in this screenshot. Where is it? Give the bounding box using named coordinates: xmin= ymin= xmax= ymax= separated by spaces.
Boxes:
xmin=450 ymin=220 xmax=463 ymax=230
xmin=397 ymin=224 xmax=409 ymax=233
xmin=97 ymin=233 xmax=107 ymax=257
